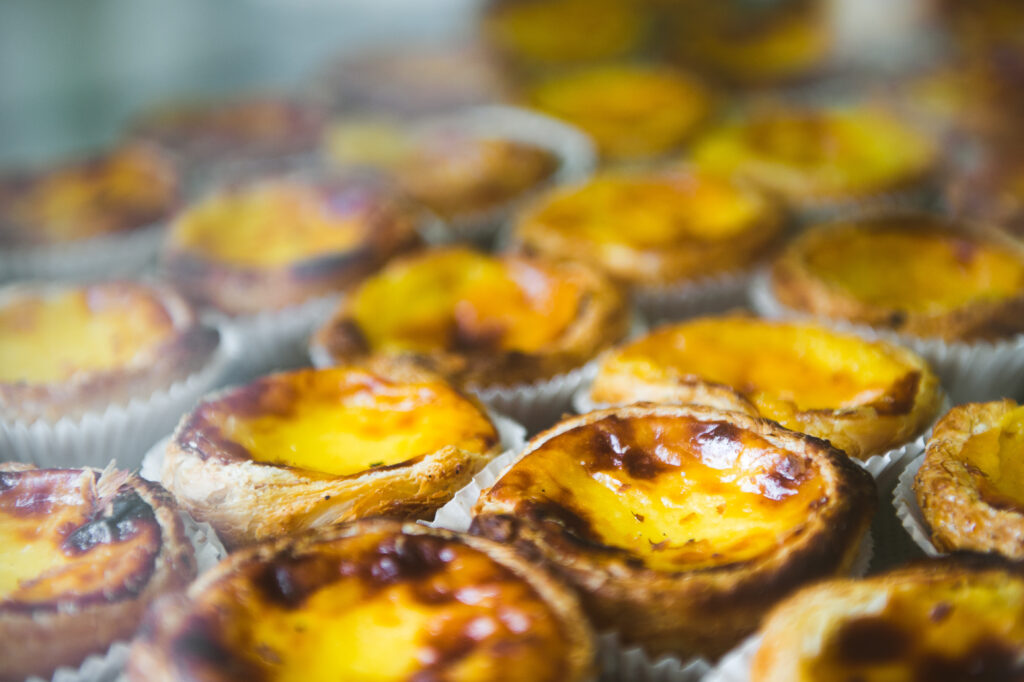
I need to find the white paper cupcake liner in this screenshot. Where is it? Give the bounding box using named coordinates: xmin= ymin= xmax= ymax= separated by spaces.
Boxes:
xmin=632 ymin=270 xmax=754 ymax=325
xmin=24 ymin=508 xmax=226 ymax=682
xmin=1 ymin=325 xmax=233 ymax=470
xmin=749 ymin=269 xmax=1024 ymax=404
xmin=702 ymin=635 xmax=763 ymax=682
xmin=0 ymin=221 xmax=166 ymax=284
xmin=470 ymin=361 xmax=599 ymax=433
xmin=893 ymin=454 xmax=942 ymax=557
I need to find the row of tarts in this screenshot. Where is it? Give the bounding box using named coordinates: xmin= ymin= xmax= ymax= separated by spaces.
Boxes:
xmin=4 ymin=201 xmax=1024 ymax=680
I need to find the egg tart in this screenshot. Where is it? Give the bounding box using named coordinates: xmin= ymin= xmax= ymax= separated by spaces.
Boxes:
xmin=588 ymin=316 xmax=941 ymax=461
xmin=514 ymin=168 xmax=784 ymax=288
xmin=311 ymin=247 xmax=630 ymax=390
xmin=771 ymin=214 xmax=1024 ymax=342
xmin=752 ymin=556 xmax=1024 ymax=682
xmin=162 ymin=175 xmax=422 ymax=315
xmin=0 ymin=464 xmax=195 ymax=681
xmin=471 ymin=403 xmax=876 ymax=659
xmin=0 ymin=281 xmax=218 ymax=422
xmin=527 ymin=64 xmax=712 ymax=161
xmin=915 ymin=399 xmax=1024 ymax=559
xmin=0 ymin=143 xmax=178 ymax=248
xmin=162 ymin=360 xmax=503 ymax=547
xmin=127 ymin=520 xmax=595 ymax=682
xmin=691 ymin=107 xmax=937 ymax=210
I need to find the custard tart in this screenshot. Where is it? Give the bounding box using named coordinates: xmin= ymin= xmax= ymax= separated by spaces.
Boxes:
xmin=915 ymin=399 xmax=1024 ymax=559
xmin=471 ymin=403 xmax=876 ymax=659
xmin=0 ymin=464 xmax=195 ymax=682
xmin=162 ymin=360 xmax=503 ymax=547
xmin=127 ymin=520 xmax=595 ymax=682
xmin=0 ymin=281 xmax=218 ymax=422
xmin=514 ymin=168 xmax=784 ymax=287
xmin=0 ymin=143 xmax=178 ymax=247
xmin=588 ymin=316 xmax=942 ymax=461
xmin=691 ymin=106 xmax=937 ymax=210
xmin=752 ymin=557 xmax=1024 ymax=682
xmin=771 ymin=214 xmax=1024 ymax=342
xmin=311 ymin=247 xmax=631 ymax=390
xmin=162 ymin=175 xmax=422 ymax=315
xmin=527 ymin=64 xmax=712 ymax=161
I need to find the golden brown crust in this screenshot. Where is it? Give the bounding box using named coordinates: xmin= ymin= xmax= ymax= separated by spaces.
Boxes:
xmin=0 ymin=281 xmax=218 ymax=423
xmin=771 ymin=213 xmax=1024 ymax=342
xmin=162 ymin=178 xmax=423 ymax=315
xmin=915 ymin=399 xmax=1024 ymax=558
xmin=126 ymin=520 xmax=595 ymax=682
xmin=162 ymin=358 xmax=504 ymax=548
xmin=0 ymin=465 xmax=195 ymax=681
xmin=470 ymin=403 xmax=876 ymax=660
xmin=312 ymin=248 xmax=631 ymax=389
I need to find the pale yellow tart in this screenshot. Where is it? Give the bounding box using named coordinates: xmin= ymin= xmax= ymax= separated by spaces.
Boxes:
xmin=0 ymin=286 xmax=176 ymax=386
xmin=590 ymin=316 xmax=941 ymax=459
xmin=168 ymin=180 xmax=365 ymax=268
xmin=471 ymin=404 xmax=876 ymax=658
xmin=163 ymin=362 xmax=502 ymax=547
xmin=692 ymin=108 xmax=936 ymax=205
xmin=753 ymin=561 xmax=1024 ymax=682
xmin=515 ymin=169 xmax=783 ymax=285
xmin=126 ymin=522 xmax=595 ymax=682
xmin=528 ymin=64 xmax=712 ymax=160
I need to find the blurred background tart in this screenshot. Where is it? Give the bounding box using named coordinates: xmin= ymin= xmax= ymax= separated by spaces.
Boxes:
xmin=127 ymin=520 xmax=595 ymax=682
xmin=0 ymin=464 xmax=195 ymax=682
xmin=471 ymin=403 xmax=876 ymax=660
xmin=161 ymin=360 xmax=503 ymax=548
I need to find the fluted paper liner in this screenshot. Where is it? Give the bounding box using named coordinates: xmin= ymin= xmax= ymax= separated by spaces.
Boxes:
xmin=632 ymin=269 xmax=754 ymax=324
xmin=893 ymin=454 xmax=943 ymax=557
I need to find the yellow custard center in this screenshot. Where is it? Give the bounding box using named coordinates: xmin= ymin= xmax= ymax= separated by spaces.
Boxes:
xmin=808 ymin=576 xmax=1024 ymax=681
xmin=0 ymin=287 xmax=175 ymax=384
xmin=486 ymin=413 xmax=827 ymax=572
xmin=200 ymin=531 xmax=573 ymax=681
xmin=804 ymin=226 xmax=1024 ymax=313
xmin=960 ymin=405 xmax=1024 ymax=513
xmin=169 ymin=181 xmax=365 ymax=267
xmin=604 ymin=318 xmax=915 ymax=414
xmin=350 ymin=249 xmax=584 ymax=355
xmin=205 ymin=368 xmax=497 ymax=476
xmin=526 ymin=172 xmax=769 ymax=248
xmin=693 ymin=109 xmax=935 ymax=197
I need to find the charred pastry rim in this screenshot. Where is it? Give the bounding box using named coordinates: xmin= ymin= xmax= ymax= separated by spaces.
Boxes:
xmin=310 ymin=249 xmax=631 ymax=390
xmin=771 ymin=213 xmax=1024 ymax=342
xmin=127 ymin=520 xmax=595 ymax=682
xmin=0 ymin=464 xmax=195 ymax=682
xmin=752 ymin=555 xmax=1024 ymax=682
xmin=161 ymin=177 xmax=423 ymax=315
xmin=915 ymin=400 xmax=1024 ymax=558
xmin=513 ymin=169 xmax=786 ymax=287
xmin=588 ymin=316 xmax=942 ymax=460
xmin=0 ymin=281 xmax=219 ymax=423
xmin=163 ymin=358 xmax=504 ymax=548
xmin=470 ymin=403 xmax=876 ymax=660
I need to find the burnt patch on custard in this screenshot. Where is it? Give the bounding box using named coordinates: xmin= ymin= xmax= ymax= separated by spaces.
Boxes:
xmin=830 ymin=616 xmax=912 ymax=665
xmin=62 ymin=488 xmax=156 ymax=556
xmin=914 ymin=637 xmax=1024 ymax=682
xmin=866 ymin=370 xmax=921 ymax=416
xmin=254 ymin=554 xmax=345 ymax=610
xmin=585 ymin=416 xmax=675 ymax=480
xmin=172 ymin=627 xmax=268 ymax=682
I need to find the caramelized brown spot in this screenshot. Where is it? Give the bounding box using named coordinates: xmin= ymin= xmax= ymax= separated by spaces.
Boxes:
xmin=62 ymin=489 xmax=155 ymax=556
xmin=831 ymin=617 xmax=911 ymax=664
xmin=914 ymin=637 xmax=1024 ymax=682
xmin=586 ymin=416 xmax=674 ymax=480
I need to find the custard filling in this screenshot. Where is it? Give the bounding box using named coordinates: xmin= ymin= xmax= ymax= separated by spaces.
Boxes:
xmin=182 ymin=531 xmax=574 ymax=681
xmin=168 ymin=180 xmax=367 ymax=267
xmin=960 ymin=406 xmax=1024 ymax=513
xmin=485 ymin=413 xmax=828 ymax=572
xmin=803 ymin=225 xmax=1024 ymax=313
xmin=192 ymin=367 xmax=497 ymax=476
xmin=351 ymin=249 xmax=584 ymax=355
xmin=0 ymin=287 xmax=176 ymax=384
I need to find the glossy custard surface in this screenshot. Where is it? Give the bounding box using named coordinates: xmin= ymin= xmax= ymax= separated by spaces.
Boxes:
xmin=959 ymin=406 xmax=1024 ymax=514
xmin=175 ymin=530 xmax=575 ymax=681
xmin=693 ymin=109 xmax=935 ymax=198
xmin=0 ymin=469 xmax=160 ymax=606
xmin=168 ymin=180 xmax=372 ymax=267
xmin=485 ymin=413 xmax=827 ymax=572
xmin=350 ymin=249 xmax=585 ymax=355
xmin=804 ymin=573 xmax=1024 ymax=681
xmin=0 ymin=286 xmax=176 ymax=385
xmin=602 ymin=318 xmax=918 ymax=415
xmin=802 ymin=223 xmax=1024 ymax=313
xmin=187 ymin=367 xmax=498 ymax=476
